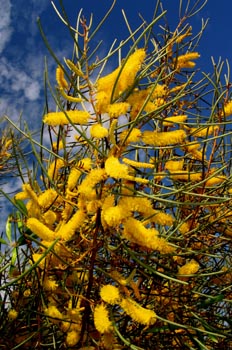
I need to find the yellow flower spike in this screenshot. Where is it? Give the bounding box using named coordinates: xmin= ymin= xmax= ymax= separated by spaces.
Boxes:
xmin=66 ymin=330 xmax=80 ymax=347
xmin=120 ymin=298 xmax=157 ymax=325
xmin=142 ymin=129 xmax=186 ymax=146
xmin=65 ymin=59 xmax=84 ymax=78
xmin=175 ymin=27 xmax=192 ymax=44
xmin=43 ymin=210 xmax=57 ymax=226
xmin=178 ymin=259 xmax=200 ymax=276
xmin=119 ymin=128 xmax=141 ymax=144
xmin=122 ymin=157 xmax=154 ymax=169
xmin=93 ymin=304 xmax=112 ymax=333
xmin=100 ymin=285 xmax=121 ymax=305
xmin=67 ymin=167 xmax=82 ymax=191
xmin=78 ymin=168 xmax=107 ymax=197
xmin=205 ymin=175 xmax=226 ymax=187
xmin=106 ymin=102 xmax=130 ymax=118
xmin=109 ymin=119 xmax=118 ymax=145
xmin=191 ymin=126 xmax=218 ymax=138
xmin=165 ymin=159 xmax=184 ymax=172
xmin=57 ymin=209 xmax=86 ymax=241
xmin=90 ymin=123 xmax=109 ymax=138
xmin=105 ymin=156 xmax=129 ymax=179
xmin=38 ymin=188 xmax=58 ymax=209
xmin=102 ymin=205 xmax=129 ymax=227
xmin=45 ymin=305 xmax=63 ymax=323
xmin=43 ymin=110 xmax=90 ymax=126
xmin=224 ymin=100 xmax=232 ymax=116
xmin=177 ymin=52 xmax=200 ymax=62
xmin=163 ymin=115 xmax=187 ymax=127
xmin=26 ymin=217 xmax=58 ymax=241
xmin=59 ymin=88 xmax=83 ymax=103
xmin=43 ymin=277 xmax=59 ymax=291
xmin=8 ymin=309 xmax=18 ymax=320
xmin=47 ymin=158 xmax=64 ymax=180
xmin=56 ymin=65 xmax=69 ymax=90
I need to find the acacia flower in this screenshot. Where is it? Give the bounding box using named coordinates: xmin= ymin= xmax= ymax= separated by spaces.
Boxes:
xmin=43 ymin=110 xmax=90 ymax=126
xmin=163 ymin=115 xmax=187 ymax=127
xmin=56 ymin=65 xmax=69 ymax=90
xmin=26 ymin=217 xmax=58 ymax=241
xmin=45 ymin=305 xmax=63 ymax=322
xmin=178 ymin=259 xmax=200 ymax=276
xmin=122 ymin=157 xmax=154 ymax=169
xmin=142 ymin=130 xmax=186 ymax=146
xmin=94 ymin=304 xmax=112 ymax=333
xmin=47 ymin=158 xmax=64 ymax=180
xmin=103 ymin=205 xmax=129 ymax=227
xmin=105 ymin=156 xmax=129 ymax=179
xmin=119 ymin=128 xmax=141 ymax=144
xmin=120 ymin=298 xmax=156 ymax=325
xmin=8 ymin=309 xmax=18 ymax=320
xmin=224 ymin=100 xmax=232 ymax=116
xmin=100 ymin=285 xmax=121 ymax=304
xmin=106 ymin=102 xmax=130 ymax=118
xmin=66 ymin=330 xmax=80 ymax=346
xmin=90 ymin=123 xmax=109 ymax=138
xmin=57 ymin=209 xmax=86 ymax=241
xmin=38 ymin=188 xmax=58 ymax=209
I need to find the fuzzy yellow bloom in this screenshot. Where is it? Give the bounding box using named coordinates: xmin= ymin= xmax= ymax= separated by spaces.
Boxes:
xmin=78 ymin=168 xmax=107 ymax=196
xmin=26 ymin=217 xmax=58 ymax=241
xmin=16 ymin=183 xmax=38 ymax=203
xmin=43 ymin=110 xmax=90 ymax=126
xmin=90 ymin=123 xmax=109 ymax=138
xmin=56 ymin=65 xmax=69 ymax=90
xmin=31 ymin=253 xmax=46 ymax=268
xmin=38 ymin=188 xmax=58 ymax=209
xmin=123 ymin=217 xmax=174 ymax=253
xmin=224 ymin=100 xmax=232 ymax=116
xmin=191 ymin=126 xmax=218 ymax=138
xmin=94 ymin=304 xmax=112 ymax=333
xmin=43 ymin=210 xmax=57 ymax=226
xmin=175 ymin=27 xmax=192 ymax=44
xmin=205 ymin=175 xmax=226 ymax=187
xmin=107 ymin=102 xmax=130 ymax=118
xmin=185 ymin=142 xmax=205 ymax=161
xmin=179 ymin=221 xmax=191 ymax=235
xmin=142 ymin=130 xmax=186 ymax=146
xmin=163 ymin=115 xmax=187 ymax=127
xmin=67 ymin=167 xmax=82 ymax=190
xmin=96 ymin=49 xmax=146 ymax=109
xmin=45 ymin=305 xmax=63 ymax=321
xmin=105 ymin=156 xmax=129 ymax=179
xmin=122 ymin=157 xmax=154 ymax=169
xmin=165 ymin=159 xmax=184 ymax=172
xmin=169 ymin=170 xmax=202 ymax=182
xmin=178 ymin=259 xmax=200 ymax=276
xmin=119 ymin=128 xmax=142 ymax=144
xmin=58 ymin=210 xmax=86 ymax=241
xmin=47 ymin=158 xmax=64 ymax=179
xmin=119 ymin=196 xmax=154 ymax=217
xmin=120 ymin=298 xmax=156 ymax=325
xmin=65 ymin=59 xmax=84 ymax=77
xmin=148 ymin=211 xmax=174 ymax=226
xmin=149 ymin=84 xmax=167 ymax=99
xmin=176 ymin=52 xmax=200 ymax=69
xmin=43 ymin=277 xmax=58 ymax=291
xmin=103 ymin=205 xmax=129 ymax=227
xmin=66 ymin=330 xmax=80 ymax=346
xmin=8 ymin=309 xmax=18 ymax=320
xmin=100 ymin=285 xmax=121 ymax=304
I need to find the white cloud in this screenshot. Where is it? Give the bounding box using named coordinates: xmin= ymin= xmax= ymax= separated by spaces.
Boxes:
xmin=0 ymin=0 xmax=12 ymax=54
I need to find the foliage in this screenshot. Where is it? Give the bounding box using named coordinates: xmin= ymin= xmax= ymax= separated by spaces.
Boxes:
xmin=1 ymin=0 xmax=232 ymax=349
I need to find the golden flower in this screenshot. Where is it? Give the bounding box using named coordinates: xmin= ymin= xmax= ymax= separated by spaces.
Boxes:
xmin=105 ymin=156 xmax=129 ymax=179
xmin=43 ymin=278 xmax=58 ymax=291
xmin=107 ymin=102 xmax=130 ymax=118
xmin=178 ymin=259 xmax=200 ymax=276
xmin=94 ymin=304 xmax=112 ymax=333
xmin=45 ymin=305 xmax=63 ymax=321
xmin=142 ymin=130 xmax=186 ymax=146
xmin=120 ymin=298 xmax=156 ymax=325
xmin=90 ymin=123 xmax=109 ymax=138
xmin=119 ymin=128 xmax=141 ymax=144
xmin=26 ymin=218 xmax=58 ymax=241
xmin=43 ymin=110 xmax=90 ymax=126
xmin=163 ymin=115 xmax=187 ymax=127
xmin=103 ymin=205 xmax=129 ymax=227
xmin=66 ymin=330 xmax=80 ymax=346
xmin=56 ymin=65 xmax=69 ymax=90
xmin=57 ymin=209 xmax=86 ymax=241
xmin=8 ymin=309 xmax=18 ymax=320
xmin=100 ymin=285 xmax=121 ymax=304
xmin=224 ymin=100 xmax=232 ymax=116
xmin=38 ymin=188 xmax=58 ymax=209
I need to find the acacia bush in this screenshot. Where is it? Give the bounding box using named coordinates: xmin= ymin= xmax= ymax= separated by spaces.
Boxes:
xmin=1 ymin=0 xmax=232 ymax=349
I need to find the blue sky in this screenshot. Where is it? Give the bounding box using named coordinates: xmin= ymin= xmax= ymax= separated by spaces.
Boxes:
xmin=0 ymin=0 xmax=231 ymax=126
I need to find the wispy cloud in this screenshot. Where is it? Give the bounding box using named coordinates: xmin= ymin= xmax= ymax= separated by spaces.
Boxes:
xmin=0 ymin=0 xmax=12 ymax=54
